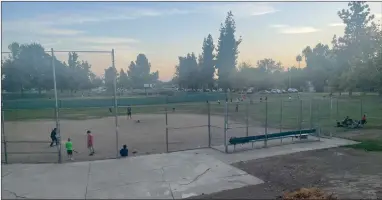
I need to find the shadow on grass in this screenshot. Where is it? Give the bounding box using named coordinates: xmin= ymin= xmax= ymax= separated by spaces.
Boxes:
xmin=344 ymin=139 xmax=382 ymax=152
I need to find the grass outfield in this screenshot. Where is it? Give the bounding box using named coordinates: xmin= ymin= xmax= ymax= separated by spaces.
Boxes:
xmin=4 ymin=93 xmax=382 ymax=132
xmin=3 ymin=93 xmax=382 ymax=131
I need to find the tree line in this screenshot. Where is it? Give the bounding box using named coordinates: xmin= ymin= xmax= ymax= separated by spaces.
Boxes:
xmin=2 ymin=2 xmax=381 ymax=96
xmin=1 ymin=44 xmax=159 ymax=94
xmin=172 ymin=2 xmax=382 ymax=95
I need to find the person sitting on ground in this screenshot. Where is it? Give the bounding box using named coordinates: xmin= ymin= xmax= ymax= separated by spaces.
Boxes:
xmin=342 ymin=116 xmax=349 ymax=124
xmin=342 ymin=116 xmax=354 ymax=126
xmin=120 ymin=144 xmax=128 ymax=157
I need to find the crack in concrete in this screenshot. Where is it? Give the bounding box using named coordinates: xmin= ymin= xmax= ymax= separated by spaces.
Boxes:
xmin=168 ymin=182 xmax=175 ymax=200
xmin=161 ymin=167 xmax=175 ymax=200
xmin=2 ymin=171 xmax=13 ymax=178
xmin=84 ymin=163 xmax=92 ymax=199
xmin=179 ymin=168 xmax=211 ymax=186
xmin=4 ymin=189 xmax=27 ymax=199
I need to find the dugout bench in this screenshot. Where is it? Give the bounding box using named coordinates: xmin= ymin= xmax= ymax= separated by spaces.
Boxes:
xmin=228 ymin=128 xmax=317 ymax=152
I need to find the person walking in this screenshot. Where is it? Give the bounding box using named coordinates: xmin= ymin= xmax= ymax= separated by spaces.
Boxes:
xmin=50 ymin=128 xmax=58 ymax=147
xmin=87 ymin=130 xmax=95 ymax=156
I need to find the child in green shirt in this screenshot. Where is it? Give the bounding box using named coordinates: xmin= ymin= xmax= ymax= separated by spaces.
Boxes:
xmin=65 ymin=138 xmax=74 ymax=161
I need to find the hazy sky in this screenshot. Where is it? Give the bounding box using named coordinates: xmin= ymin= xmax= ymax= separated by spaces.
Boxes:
xmin=2 ymin=1 xmax=381 ymax=81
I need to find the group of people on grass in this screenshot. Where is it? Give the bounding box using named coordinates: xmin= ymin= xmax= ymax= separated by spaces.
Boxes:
xmin=337 ymin=114 xmax=367 ymax=128
xmin=49 ymin=106 xmax=135 ymax=161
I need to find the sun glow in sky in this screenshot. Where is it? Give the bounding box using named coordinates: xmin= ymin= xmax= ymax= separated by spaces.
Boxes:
xmin=2 ymin=1 xmax=381 ymax=81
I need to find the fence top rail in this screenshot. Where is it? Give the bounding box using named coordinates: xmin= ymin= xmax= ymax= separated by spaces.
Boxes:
xmin=2 ymin=50 xmax=112 ymax=54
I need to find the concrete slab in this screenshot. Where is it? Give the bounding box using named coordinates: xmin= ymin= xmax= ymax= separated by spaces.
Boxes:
xmin=1 ymin=151 xmax=263 ymax=199
xmin=86 ymin=181 xmax=173 ymax=199
xmin=191 ymin=137 xmax=358 ymax=164
xmin=1 ymin=137 xmax=356 ymax=199
xmin=2 ymin=162 xmax=90 ymax=199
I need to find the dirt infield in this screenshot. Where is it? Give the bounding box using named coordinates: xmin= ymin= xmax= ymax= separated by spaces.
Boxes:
xmin=2 ymin=113 xmax=281 ymax=163
xmin=195 ymin=147 xmax=382 ymax=199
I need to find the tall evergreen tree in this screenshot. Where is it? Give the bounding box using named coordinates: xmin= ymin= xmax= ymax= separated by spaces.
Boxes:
xmin=215 ymin=11 xmax=242 ymax=90
xmin=200 ymin=34 xmax=216 ymax=89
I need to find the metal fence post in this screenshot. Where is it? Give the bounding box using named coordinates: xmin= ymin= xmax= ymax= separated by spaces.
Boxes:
xmin=245 ymin=102 xmax=249 ymax=137
xmin=336 ymin=98 xmax=339 ymax=121
xmin=207 ymin=102 xmax=211 ymax=148
xmin=224 ymin=102 xmax=228 ymax=153
xmin=111 ymin=49 xmax=119 ymax=158
xmin=51 ymin=48 xmax=61 ymax=163
xmin=299 ymin=99 xmax=303 ymax=138
xmin=165 ymin=106 xmax=169 ymax=153
xmin=1 ymin=104 xmax=8 ymax=164
xmin=280 ymin=99 xmax=283 ymax=144
xmin=264 ymin=99 xmax=268 ymax=147
xmin=310 ymin=99 xmax=313 ymax=130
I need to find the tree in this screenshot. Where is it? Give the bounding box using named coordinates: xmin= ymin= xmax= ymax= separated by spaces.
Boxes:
xmin=301 ymin=43 xmax=335 ymax=92
xmin=2 ymin=42 xmax=102 ymax=96
xmin=296 ymin=55 xmax=302 ymax=68
xmin=256 ymin=58 xmax=282 ymax=74
xmin=215 ymin=11 xmax=242 ymax=90
xmin=2 ymin=42 xmax=30 ymax=93
xmin=117 ymin=69 xmax=129 ymax=89
xmin=128 ymin=54 xmax=158 ymax=88
xmin=174 ymin=53 xmax=200 ymax=89
xmin=334 ymin=2 xmax=378 ymax=95
xmin=104 ymin=66 xmax=117 ymax=92
xmin=199 ymin=34 xmax=216 ymax=89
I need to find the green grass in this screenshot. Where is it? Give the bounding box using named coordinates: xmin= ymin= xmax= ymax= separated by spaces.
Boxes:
xmin=344 ymin=140 xmax=382 ymax=152
xmin=3 ymin=93 xmax=382 ymax=134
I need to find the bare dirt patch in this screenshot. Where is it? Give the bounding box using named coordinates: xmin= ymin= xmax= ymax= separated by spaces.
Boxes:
xmin=2 ymin=113 xmax=280 ymax=163
xmin=195 ymin=148 xmax=382 ymax=199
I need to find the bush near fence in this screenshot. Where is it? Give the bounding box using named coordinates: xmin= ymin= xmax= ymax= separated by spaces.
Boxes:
xmin=2 ymin=93 xmax=227 ymax=109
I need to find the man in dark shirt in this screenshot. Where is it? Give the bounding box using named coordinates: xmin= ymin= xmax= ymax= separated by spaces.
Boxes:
xmin=120 ymin=144 xmax=128 ymax=157
xmin=50 ymin=128 xmax=58 ymax=147
xmin=127 ymin=105 xmax=132 ymax=119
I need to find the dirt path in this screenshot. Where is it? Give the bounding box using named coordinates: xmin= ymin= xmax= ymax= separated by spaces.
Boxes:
xmin=195 ymin=147 xmax=382 ymax=199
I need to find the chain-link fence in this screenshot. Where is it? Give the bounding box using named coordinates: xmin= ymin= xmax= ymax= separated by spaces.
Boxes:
xmin=3 ymin=91 xmax=381 ymax=163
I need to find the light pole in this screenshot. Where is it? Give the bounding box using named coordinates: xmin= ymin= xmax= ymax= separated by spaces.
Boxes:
xmin=288 ymin=68 xmax=291 ymax=89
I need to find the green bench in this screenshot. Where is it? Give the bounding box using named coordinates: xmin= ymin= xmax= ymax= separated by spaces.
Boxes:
xmin=228 ymin=128 xmax=317 ymax=150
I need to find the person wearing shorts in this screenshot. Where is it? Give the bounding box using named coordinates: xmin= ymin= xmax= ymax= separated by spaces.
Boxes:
xmin=87 ymin=130 xmax=95 ymax=156
xmin=65 ymin=138 xmax=74 ymax=161
xmin=127 ymin=105 xmax=132 ymax=119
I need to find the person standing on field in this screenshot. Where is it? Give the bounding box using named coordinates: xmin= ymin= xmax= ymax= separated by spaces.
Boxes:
xmin=127 ymin=105 xmax=132 ymax=119
xmin=50 ymin=128 xmax=58 ymax=147
xmin=87 ymin=130 xmax=95 ymax=156
xmin=65 ymin=138 xmax=74 ymax=161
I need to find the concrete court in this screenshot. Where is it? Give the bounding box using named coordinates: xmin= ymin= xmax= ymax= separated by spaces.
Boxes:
xmin=1 ymin=137 xmax=356 ymax=199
